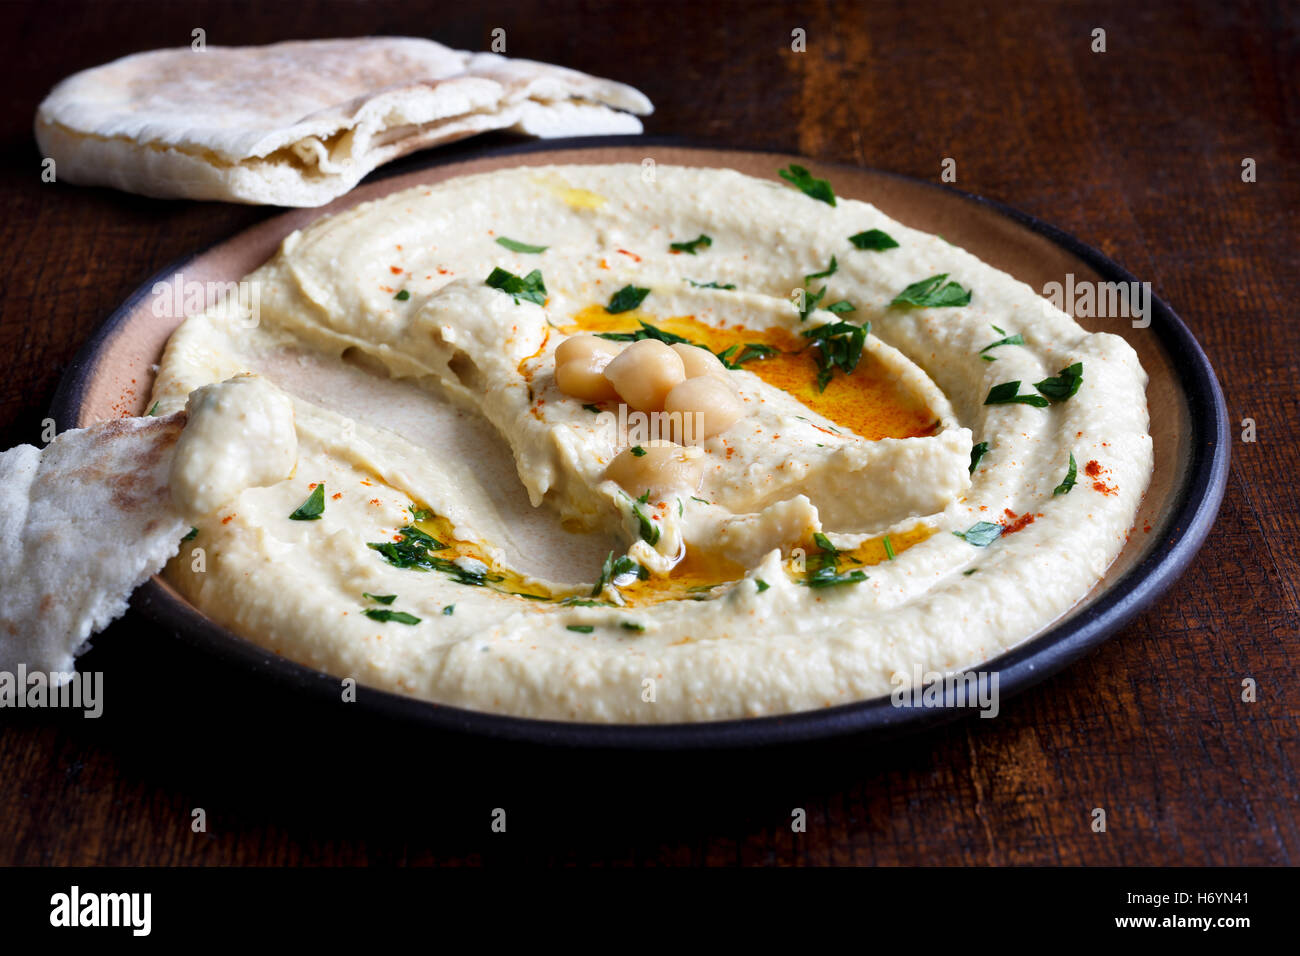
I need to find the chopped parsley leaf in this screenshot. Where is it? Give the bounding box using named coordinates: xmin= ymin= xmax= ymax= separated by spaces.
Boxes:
xmin=717 ymin=342 xmax=780 ymax=369
xmin=890 ymin=273 xmax=972 ymax=308
xmin=393 ymin=289 xmax=410 ymax=301
xmin=969 ymin=441 xmax=990 ymax=474
xmin=826 ymin=300 xmax=856 ymax=314
xmin=606 ymin=285 xmax=650 ymax=314
xmin=567 ymin=625 xmax=595 ymax=633
xmin=804 ymin=566 xmax=868 ymax=588
xmin=485 ymin=267 xmax=546 ymax=305
xmin=147 ymin=401 xmax=160 ymax=416
xmin=1053 ymin=452 xmax=1078 ymax=495
xmin=669 ymin=234 xmax=712 ymax=255
xmin=181 ymin=527 xmax=198 ymax=542
xmin=594 ymin=319 xmax=699 ymax=347
xmin=755 ymin=579 xmax=770 ymax=592
xmin=979 ymin=332 xmax=1025 ymax=357
xmin=409 ymin=503 xmax=432 ymax=521
xmin=288 ymin=484 xmax=326 ymax=520
xmin=631 ymin=445 xmax=647 ymax=457
xmin=953 ymin=521 xmax=1003 ymax=547
xmin=849 ymin=229 xmax=899 ymax=251
xmin=363 ymin=593 xmax=397 ymax=605
xmin=802 ymin=320 xmax=869 ymax=392
xmin=778 ymin=164 xmax=836 ymax=206
xmin=883 ymin=535 xmax=896 ymax=561
xmin=633 ymin=502 xmax=660 ymax=545
xmin=443 ymin=605 xmax=455 ymax=615
xmin=804 ymin=255 xmax=838 ymax=284
xmin=620 ymin=621 xmax=646 ymax=632
xmin=582 ymin=403 xmax=602 ymax=414
xmin=686 ymin=278 xmax=737 ymax=290
xmin=591 ymin=551 xmax=648 ymax=596
xmin=984 ymin=381 xmax=1050 ymax=408
xmin=363 ymin=608 xmax=421 ymax=625
xmin=495 ymin=236 xmax=548 ymax=254
xmin=1034 ymin=362 xmax=1084 ymax=403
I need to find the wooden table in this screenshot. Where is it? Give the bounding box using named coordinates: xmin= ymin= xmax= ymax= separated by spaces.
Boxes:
xmin=0 ymin=0 xmax=1294 ymax=866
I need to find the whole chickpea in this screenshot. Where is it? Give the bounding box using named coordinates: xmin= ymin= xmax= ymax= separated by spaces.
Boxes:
xmin=604 ymin=443 xmax=705 ymax=497
xmin=671 ymin=343 xmax=729 ymax=379
xmin=664 ymin=376 xmax=748 ymax=440
xmin=554 ymin=335 xmax=622 ymax=402
xmin=602 ymin=339 xmax=686 ymax=412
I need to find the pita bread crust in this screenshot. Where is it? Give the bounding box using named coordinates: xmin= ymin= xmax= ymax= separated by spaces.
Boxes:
xmin=0 ymin=414 xmax=188 ymax=678
xmin=35 ymin=38 xmax=653 ymax=207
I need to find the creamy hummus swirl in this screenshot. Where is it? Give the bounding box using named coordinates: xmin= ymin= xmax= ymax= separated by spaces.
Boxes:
xmin=151 ymin=164 xmax=1153 ymax=722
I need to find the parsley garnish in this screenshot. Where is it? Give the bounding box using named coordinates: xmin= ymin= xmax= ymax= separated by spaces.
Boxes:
xmin=393 ymin=289 xmax=410 ymax=301
xmin=849 ymin=229 xmax=899 ymax=251
xmin=670 ymin=234 xmax=712 ymax=255
xmin=594 ymin=319 xmax=698 ymax=347
xmin=686 ymin=279 xmax=737 ymax=290
xmin=409 ymin=503 xmax=432 ymax=521
xmin=181 ymin=527 xmax=198 ymax=542
xmin=485 ymin=267 xmax=546 ymax=305
xmin=606 ymin=285 xmax=650 ymax=314
xmin=591 ymin=551 xmax=648 ymax=596
xmin=804 ymin=255 xmax=838 ymax=284
xmin=778 ymin=164 xmax=836 ymax=205
xmin=147 ymin=401 xmax=160 ymax=416
xmin=979 ymin=331 xmax=1024 ymax=360
xmin=582 ymin=403 xmax=602 ymax=413
xmin=620 ymin=621 xmax=646 ymax=632
xmin=1034 ymin=362 xmax=1084 ymax=403
xmin=717 ymin=343 xmax=780 ymax=369
xmin=883 ymin=535 xmax=896 ymax=561
xmin=363 ymin=608 xmax=421 ymax=625
xmin=797 ymin=283 xmax=827 ymax=321
xmin=969 ymin=441 xmax=990 ymax=474
xmin=366 ymin=528 xmax=497 ymax=589
xmin=631 ymin=445 xmax=647 ymax=457
xmin=805 ymin=566 xmax=868 ymax=588
xmin=802 ymin=320 xmax=869 ymax=392
xmin=443 ymin=605 xmax=454 ymax=615
xmin=633 ymin=501 xmax=660 ymax=545
xmin=289 ymin=484 xmax=326 ymax=521
xmin=984 ymin=381 xmax=1050 ymax=408
xmin=567 ymin=625 xmax=595 ymax=633
xmin=953 ymin=521 xmax=1003 ymax=547
xmin=495 ymin=236 xmax=548 ymax=254
xmin=363 ymin=593 xmax=397 ymax=605
xmin=826 ymin=300 xmax=856 ymax=314
xmin=890 ymin=274 xmax=972 ymax=308
xmin=755 ymin=579 xmax=770 ymax=592
xmin=1053 ymin=452 xmax=1078 ymax=495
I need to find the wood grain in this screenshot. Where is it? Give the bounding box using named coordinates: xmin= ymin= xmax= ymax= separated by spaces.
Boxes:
xmin=0 ymin=0 xmax=1295 ymax=866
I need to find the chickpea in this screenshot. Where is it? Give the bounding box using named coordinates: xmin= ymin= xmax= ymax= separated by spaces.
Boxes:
xmin=602 ymin=338 xmax=685 ymax=412
xmin=605 ymin=443 xmax=704 ymax=497
xmin=554 ymin=335 xmax=622 ymax=402
xmin=664 ymin=376 xmax=748 ymax=440
xmin=556 ymin=334 xmax=621 ymax=368
xmin=671 ymin=343 xmax=728 ymax=379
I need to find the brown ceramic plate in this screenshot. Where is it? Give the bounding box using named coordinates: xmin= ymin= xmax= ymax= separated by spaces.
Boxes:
xmin=50 ymin=138 xmax=1229 ymax=748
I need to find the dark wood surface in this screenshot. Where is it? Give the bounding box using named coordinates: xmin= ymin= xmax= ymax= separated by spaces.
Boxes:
xmin=0 ymin=0 xmax=1295 ymax=866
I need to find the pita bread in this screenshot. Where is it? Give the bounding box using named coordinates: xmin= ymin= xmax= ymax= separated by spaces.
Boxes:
xmin=34 ymin=37 xmax=653 ymax=207
xmin=0 ymin=413 xmax=188 ymax=678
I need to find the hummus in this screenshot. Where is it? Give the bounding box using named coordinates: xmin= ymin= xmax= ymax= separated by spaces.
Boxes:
xmin=151 ymin=163 xmax=1153 ymax=722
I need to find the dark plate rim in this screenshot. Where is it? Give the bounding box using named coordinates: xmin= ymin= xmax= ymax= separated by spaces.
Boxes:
xmin=49 ymin=135 xmax=1231 ymax=750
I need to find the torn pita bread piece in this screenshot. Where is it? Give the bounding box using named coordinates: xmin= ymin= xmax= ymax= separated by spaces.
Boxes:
xmin=0 ymin=413 xmax=189 ymax=679
xmin=35 ymin=37 xmax=653 ymax=207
